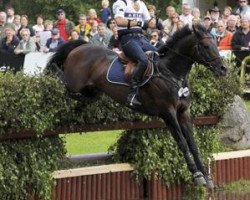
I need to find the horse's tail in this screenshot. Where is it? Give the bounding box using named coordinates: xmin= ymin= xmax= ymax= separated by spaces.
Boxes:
xmin=46 ymin=40 xmax=88 ymax=74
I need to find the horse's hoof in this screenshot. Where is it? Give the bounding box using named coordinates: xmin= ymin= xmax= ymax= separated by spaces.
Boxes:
xmin=193 ymin=171 xmax=206 ymax=186
xmin=206 ymin=176 xmax=214 ymax=190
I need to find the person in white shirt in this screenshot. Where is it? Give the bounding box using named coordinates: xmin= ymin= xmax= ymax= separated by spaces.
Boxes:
xmin=179 ymin=3 xmax=193 ymax=28
xmin=113 ymin=0 xmax=157 ymax=107
xmin=32 ymin=14 xmax=44 ymax=33
xmin=162 ymin=6 xmax=176 ymax=28
xmin=6 ymin=7 xmax=15 ymax=23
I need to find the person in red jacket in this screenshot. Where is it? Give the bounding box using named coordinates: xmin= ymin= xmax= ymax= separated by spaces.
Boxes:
xmin=54 ymin=9 xmax=74 ymax=41
xmin=215 ymin=20 xmax=233 ymax=51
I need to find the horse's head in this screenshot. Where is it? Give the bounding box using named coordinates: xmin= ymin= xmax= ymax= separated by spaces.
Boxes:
xmin=192 ymin=24 xmax=227 ymax=76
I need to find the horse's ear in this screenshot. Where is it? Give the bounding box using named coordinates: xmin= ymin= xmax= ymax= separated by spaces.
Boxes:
xmin=192 ymin=24 xmax=204 ymax=39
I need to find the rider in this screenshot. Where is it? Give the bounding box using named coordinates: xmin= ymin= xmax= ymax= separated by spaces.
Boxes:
xmin=113 ymin=0 xmax=157 ymax=107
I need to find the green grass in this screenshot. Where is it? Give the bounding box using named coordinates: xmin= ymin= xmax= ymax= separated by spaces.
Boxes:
xmin=223 ymin=180 xmax=250 ymax=193
xmin=245 ymin=99 xmax=250 ymax=113
xmin=62 ymin=130 xmax=122 ymax=155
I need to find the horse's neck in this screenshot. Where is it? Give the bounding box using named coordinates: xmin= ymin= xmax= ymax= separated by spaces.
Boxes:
xmin=158 ymin=35 xmax=196 ymax=82
xmin=161 ymin=53 xmax=193 ymax=80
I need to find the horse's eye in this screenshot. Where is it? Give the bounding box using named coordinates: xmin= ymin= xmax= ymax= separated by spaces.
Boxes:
xmin=203 ymin=45 xmax=210 ymax=49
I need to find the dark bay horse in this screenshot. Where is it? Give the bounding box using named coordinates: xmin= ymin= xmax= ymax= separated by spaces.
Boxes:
xmin=47 ymin=24 xmax=227 ymax=188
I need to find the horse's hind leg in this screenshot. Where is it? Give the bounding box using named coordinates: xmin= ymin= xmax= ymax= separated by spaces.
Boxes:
xmin=178 ymin=111 xmax=214 ymax=189
xmin=161 ymin=108 xmax=206 ymax=186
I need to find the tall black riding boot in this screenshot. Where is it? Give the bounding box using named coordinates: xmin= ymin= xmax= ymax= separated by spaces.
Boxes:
xmin=127 ymin=63 xmax=145 ymax=107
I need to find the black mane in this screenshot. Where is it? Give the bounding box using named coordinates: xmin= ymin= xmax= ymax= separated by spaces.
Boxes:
xmin=158 ymin=25 xmax=193 ymax=55
xmin=166 ymin=25 xmax=192 ymax=48
xmin=159 ymin=23 xmax=213 ymax=56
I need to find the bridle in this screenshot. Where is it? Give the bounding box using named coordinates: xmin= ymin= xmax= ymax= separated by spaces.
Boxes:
xmin=163 ymin=35 xmax=222 ymax=67
xmin=194 ymin=36 xmax=222 ymax=67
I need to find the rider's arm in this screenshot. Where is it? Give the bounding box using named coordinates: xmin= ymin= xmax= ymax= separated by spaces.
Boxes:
xmin=113 ymin=0 xmax=143 ymax=28
xmin=115 ymin=16 xmax=142 ymax=28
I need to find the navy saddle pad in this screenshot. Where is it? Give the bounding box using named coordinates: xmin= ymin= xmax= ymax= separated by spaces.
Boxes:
xmin=106 ymin=57 xmax=130 ymax=86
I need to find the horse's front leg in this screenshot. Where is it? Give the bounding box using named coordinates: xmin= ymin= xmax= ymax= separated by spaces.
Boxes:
xmin=161 ymin=108 xmax=206 ymax=186
xmin=177 ymin=111 xmax=214 ymax=189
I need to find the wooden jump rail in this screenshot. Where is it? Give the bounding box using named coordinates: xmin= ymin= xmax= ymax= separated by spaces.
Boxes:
xmin=0 ymin=116 xmax=218 ymax=141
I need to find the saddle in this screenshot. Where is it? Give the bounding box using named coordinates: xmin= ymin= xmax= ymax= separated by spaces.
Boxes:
xmin=118 ymin=51 xmax=156 ymax=82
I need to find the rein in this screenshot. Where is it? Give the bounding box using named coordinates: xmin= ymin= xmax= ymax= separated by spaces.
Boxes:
xmin=162 ymin=36 xmax=222 ymax=67
xmin=155 ymin=35 xmax=222 ymax=91
xmin=156 ymin=67 xmax=187 ymax=90
xmin=163 ymin=45 xmax=195 ymax=63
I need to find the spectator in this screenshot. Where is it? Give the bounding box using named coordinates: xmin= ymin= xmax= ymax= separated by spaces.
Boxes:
xmin=192 ymin=17 xmax=201 ymax=25
xmin=203 ymin=15 xmax=213 ymax=32
xmin=161 ymin=26 xmax=170 ymax=43
xmin=74 ymin=14 xmax=91 ymax=41
xmin=14 ymin=28 xmax=36 ymax=55
xmin=226 ymin=15 xmax=239 ymax=33
xmin=192 ymin=7 xmax=201 ymax=19
xmin=147 ymin=4 xmax=163 ymax=27
xmin=39 ymin=19 xmax=53 ymax=47
xmin=13 ymin=15 xmax=21 ymax=32
xmin=177 ymin=20 xmax=185 ymax=30
xmin=69 ymin=29 xmax=83 ymax=41
xmin=167 ymin=12 xmax=180 ymax=36
xmin=215 ymin=20 xmax=233 ymax=51
xmin=108 ymin=25 xmax=120 ymax=52
xmin=162 ymin=6 xmax=176 ymax=28
xmin=106 ymin=18 xmax=117 ymax=32
xmin=0 ymin=27 xmax=19 ymax=53
xmin=44 ymin=28 xmax=65 ymax=52
xmin=209 ymin=6 xmax=221 ymax=25
xmin=149 ymin=29 xmax=164 ymax=49
xmin=17 ymin=15 xmax=35 ymax=40
xmin=87 ymin=8 xmax=101 ymax=25
xmin=231 ymin=17 xmax=250 ymax=67
xmin=87 ymin=20 xmax=99 ymax=39
xmin=179 ymin=3 xmax=193 ymax=27
xmin=34 ymin=32 xmax=42 ymax=52
xmin=32 ymin=14 xmax=44 ymax=33
xmin=100 ymin=0 xmax=112 ymax=23
xmin=54 ymin=9 xmax=74 ymax=41
xmin=233 ymin=0 xmax=250 ymax=17
xmin=222 ymin=6 xmax=232 ymax=23
xmin=142 ymin=17 xmax=163 ymax=39
xmin=89 ymin=23 xmax=111 ymax=47
xmin=0 ymin=11 xmax=15 ymax=39
xmin=191 ymin=7 xmax=201 ymax=25
xmin=6 ymin=6 xmax=15 ymax=23
xmin=235 ymin=13 xmax=242 ymax=28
